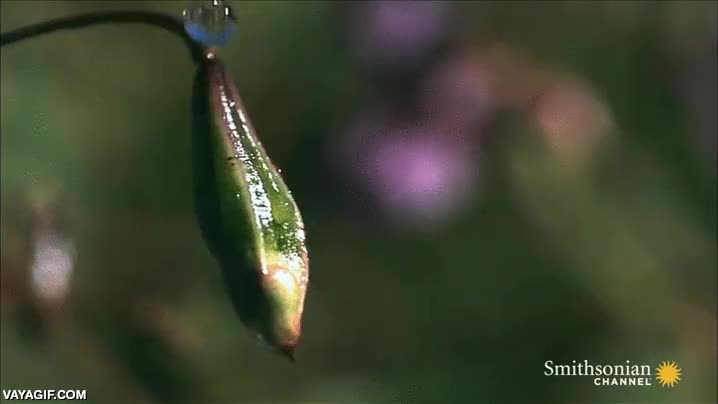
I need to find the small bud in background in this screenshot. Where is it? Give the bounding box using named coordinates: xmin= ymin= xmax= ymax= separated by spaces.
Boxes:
xmin=530 ymin=76 xmax=614 ymax=165
xmin=30 ymin=228 xmax=75 ymax=306
xmin=0 ymin=189 xmax=74 ymax=343
xmin=27 ymin=189 xmax=75 ymax=316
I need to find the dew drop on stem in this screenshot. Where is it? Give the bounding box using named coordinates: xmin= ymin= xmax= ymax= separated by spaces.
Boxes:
xmin=183 ymin=0 xmax=238 ymax=48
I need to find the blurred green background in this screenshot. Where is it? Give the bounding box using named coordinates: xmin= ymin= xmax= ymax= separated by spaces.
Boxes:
xmin=1 ymin=1 xmax=716 ymax=403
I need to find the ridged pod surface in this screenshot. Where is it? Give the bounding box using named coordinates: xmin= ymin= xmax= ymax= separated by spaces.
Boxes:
xmin=192 ymin=58 xmax=308 ymax=360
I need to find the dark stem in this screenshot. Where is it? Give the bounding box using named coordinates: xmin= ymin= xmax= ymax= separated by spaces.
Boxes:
xmin=0 ymin=10 xmax=207 ymax=65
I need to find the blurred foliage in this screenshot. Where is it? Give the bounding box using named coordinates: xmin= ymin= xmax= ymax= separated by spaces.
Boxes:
xmin=1 ymin=1 xmax=716 ymax=403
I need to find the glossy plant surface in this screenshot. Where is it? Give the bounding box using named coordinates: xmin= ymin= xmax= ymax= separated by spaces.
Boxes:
xmin=192 ymin=58 xmax=308 ymax=361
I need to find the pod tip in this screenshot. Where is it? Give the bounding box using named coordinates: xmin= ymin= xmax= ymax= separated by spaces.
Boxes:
xmin=280 ymin=343 xmax=296 ymax=362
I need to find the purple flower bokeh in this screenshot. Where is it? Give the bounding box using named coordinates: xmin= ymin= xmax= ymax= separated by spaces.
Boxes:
xmin=370 ymin=131 xmax=474 ymax=219
xmin=351 ymin=1 xmax=449 ymax=67
xmin=338 ymin=115 xmax=478 ymax=227
xmin=419 ymin=54 xmax=497 ymax=134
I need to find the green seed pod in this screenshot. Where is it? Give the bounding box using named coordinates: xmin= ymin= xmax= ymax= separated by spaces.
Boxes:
xmin=192 ymin=58 xmax=308 ymax=361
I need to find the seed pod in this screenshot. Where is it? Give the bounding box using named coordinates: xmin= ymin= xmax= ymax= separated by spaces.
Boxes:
xmin=192 ymin=58 xmax=308 ymax=361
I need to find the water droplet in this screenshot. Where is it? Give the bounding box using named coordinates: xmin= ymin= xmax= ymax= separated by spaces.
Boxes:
xmin=183 ymin=0 xmax=237 ymax=47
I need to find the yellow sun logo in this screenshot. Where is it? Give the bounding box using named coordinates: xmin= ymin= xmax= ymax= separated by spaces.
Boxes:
xmin=656 ymin=361 xmax=682 ymax=387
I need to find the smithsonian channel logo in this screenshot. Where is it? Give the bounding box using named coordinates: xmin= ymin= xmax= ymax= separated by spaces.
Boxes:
xmin=544 ymin=360 xmax=682 ymax=387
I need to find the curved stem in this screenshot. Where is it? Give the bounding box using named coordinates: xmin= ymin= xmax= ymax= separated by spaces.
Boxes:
xmin=0 ymin=10 xmax=207 ymax=65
